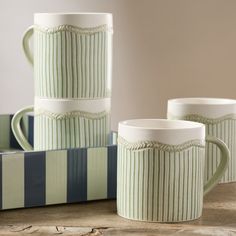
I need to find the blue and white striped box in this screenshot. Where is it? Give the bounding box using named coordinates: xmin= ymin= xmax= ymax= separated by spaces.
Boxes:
xmin=0 ymin=115 xmax=117 ymax=210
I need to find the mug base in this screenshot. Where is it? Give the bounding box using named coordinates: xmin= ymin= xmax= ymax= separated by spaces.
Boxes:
xmin=117 ymin=212 xmax=202 ymax=223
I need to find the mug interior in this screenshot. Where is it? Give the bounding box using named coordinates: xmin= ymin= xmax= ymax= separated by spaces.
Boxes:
xmin=121 ymin=119 xmax=203 ymax=130
xmin=35 ymin=12 xmax=111 ymax=16
xmin=169 ymin=97 xmax=236 ymax=105
xmin=119 ymin=119 xmax=205 ymax=145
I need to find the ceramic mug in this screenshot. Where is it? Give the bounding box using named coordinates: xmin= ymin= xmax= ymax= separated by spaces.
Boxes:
xmin=12 ymin=13 xmax=113 ymax=151
xmin=168 ymin=98 xmax=236 ymax=183
xmin=11 ymin=98 xmax=111 ymax=151
xmin=117 ymin=119 xmax=229 ymax=222
xmin=23 ymin=12 xmax=113 ymax=99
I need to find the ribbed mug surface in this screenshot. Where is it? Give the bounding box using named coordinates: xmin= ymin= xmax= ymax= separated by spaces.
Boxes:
xmin=117 ymin=136 xmax=205 ymax=222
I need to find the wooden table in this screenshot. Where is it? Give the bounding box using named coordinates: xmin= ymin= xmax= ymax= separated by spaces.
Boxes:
xmin=0 ymin=183 xmax=235 ymax=235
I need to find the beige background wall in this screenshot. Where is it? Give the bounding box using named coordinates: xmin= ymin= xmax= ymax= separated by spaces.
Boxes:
xmin=0 ymin=0 xmax=236 ymax=130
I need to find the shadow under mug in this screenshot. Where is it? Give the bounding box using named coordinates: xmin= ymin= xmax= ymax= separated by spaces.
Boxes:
xmin=11 ymin=98 xmax=111 ymax=151
xmin=117 ymin=119 xmax=229 ymax=222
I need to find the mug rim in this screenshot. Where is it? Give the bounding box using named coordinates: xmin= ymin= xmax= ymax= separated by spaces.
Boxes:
xmin=119 ymin=119 xmax=204 ymax=130
xmin=168 ymin=97 xmax=236 ymax=105
xmin=34 ymin=12 xmax=112 ymax=16
xmin=34 ymin=12 xmax=113 ymax=28
xmin=118 ymin=119 xmax=205 ymax=145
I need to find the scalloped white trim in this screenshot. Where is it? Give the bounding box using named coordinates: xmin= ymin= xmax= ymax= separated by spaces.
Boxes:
xmin=34 ymin=24 xmax=113 ymax=34
xmin=35 ymin=108 xmax=109 ymax=120
xmin=118 ymin=136 xmax=204 ymax=152
xmin=170 ymin=113 xmax=236 ymax=125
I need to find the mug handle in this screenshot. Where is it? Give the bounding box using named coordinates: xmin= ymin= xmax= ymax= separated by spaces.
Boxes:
xmin=203 ymin=136 xmax=229 ymax=195
xmin=22 ymin=25 xmax=34 ymax=65
xmin=11 ymin=106 xmax=34 ymax=151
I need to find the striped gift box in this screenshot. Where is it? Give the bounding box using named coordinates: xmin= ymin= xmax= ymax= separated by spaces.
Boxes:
xmin=0 ymin=114 xmax=117 ymax=210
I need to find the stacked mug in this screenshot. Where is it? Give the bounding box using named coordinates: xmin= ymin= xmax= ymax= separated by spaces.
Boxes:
xmin=12 ymin=13 xmax=113 ymax=151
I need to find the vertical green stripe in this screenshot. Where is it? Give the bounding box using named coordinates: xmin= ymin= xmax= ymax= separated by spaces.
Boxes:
xmin=86 ymin=35 xmax=90 ymax=97
xmin=72 ymin=33 xmax=77 ymax=98
xmin=173 ymin=151 xmax=179 ymax=221
xmin=35 ymin=30 xmax=111 ymax=98
xmin=117 ymin=145 xmax=204 ymax=222
xmin=104 ymin=32 xmax=108 ymax=96
xmin=62 ymin=31 xmax=66 ymax=97
xmin=46 ymin=150 xmax=67 ymax=204
xmin=81 ymin=35 xmax=85 ymax=97
xmin=2 ymin=154 xmax=24 ymax=209
xmin=0 ymin=115 xmax=10 ymax=149
xmin=54 ymin=33 xmax=58 ymax=97
xmin=232 ymin=120 xmax=236 ymax=180
xmin=102 ymin=31 xmax=105 ymax=97
xmin=87 ymin=147 xmax=107 ymax=200
xmin=66 ymin=31 xmax=72 ymax=98
xmin=46 ymin=33 xmax=51 ymax=96
xmin=58 ymin=31 xmax=62 ymax=97
xmin=98 ymin=32 xmax=101 ymax=97
xmin=90 ymin=34 xmax=94 ymax=97
xmin=94 ymin=33 xmax=98 ymax=97
xmin=49 ymin=34 xmax=54 ymax=96
xmin=78 ymin=34 xmax=82 ymax=97
xmin=168 ymin=152 xmax=174 ymax=221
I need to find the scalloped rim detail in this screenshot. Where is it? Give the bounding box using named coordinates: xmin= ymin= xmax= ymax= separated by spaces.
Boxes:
xmin=172 ymin=113 xmax=236 ymax=125
xmin=118 ymin=136 xmax=205 ymax=152
xmin=35 ymin=108 xmax=109 ymax=120
xmin=34 ymin=24 xmax=113 ymax=34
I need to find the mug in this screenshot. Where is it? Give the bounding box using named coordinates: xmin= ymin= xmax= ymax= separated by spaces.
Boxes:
xmin=168 ymin=97 xmax=236 ymax=183
xmin=12 ymin=13 xmax=113 ymax=151
xmin=11 ymin=98 xmax=111 ymax=151
xmin=23 ymin=12 xmax=113 ymax=99
xmin=117 ymin=119 xmax=229 ymax=222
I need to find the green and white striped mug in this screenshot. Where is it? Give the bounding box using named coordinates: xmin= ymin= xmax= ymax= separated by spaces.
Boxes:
xmin=23 ymin=13 xmax=113 ymax=99
xmin=11 ymin=97 xmax=111 ymax=151
xmin=12 ymin=13 xmax=113 ymax=151
xmin=168 ymin=98 xmax=236 ymax=183
xmin=117 ymin=119 xmax=229 ymax=222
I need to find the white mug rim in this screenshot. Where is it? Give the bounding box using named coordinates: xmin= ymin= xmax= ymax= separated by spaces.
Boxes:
xmin=167 ymin=97 xmax=236 ymax=118
xmin=34 ymin=12 xmax=113 ymax=28
xmin=119 ymin=118 xmax=204 ymax=131
xmin=168 ymin=97 xmax=236 ymax=105
xmin=118 ymin=119 xmax=205 ymax=145
xmin=34 ymin=12 xmax=112 ymax=16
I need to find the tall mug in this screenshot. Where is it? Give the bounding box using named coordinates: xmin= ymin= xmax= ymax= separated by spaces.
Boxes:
xmin=12 ymin=13 xmax=113 ymax=151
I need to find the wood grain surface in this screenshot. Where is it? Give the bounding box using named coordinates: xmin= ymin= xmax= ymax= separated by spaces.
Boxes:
xmin=0 ymin=183 xmax=235 ymax=235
